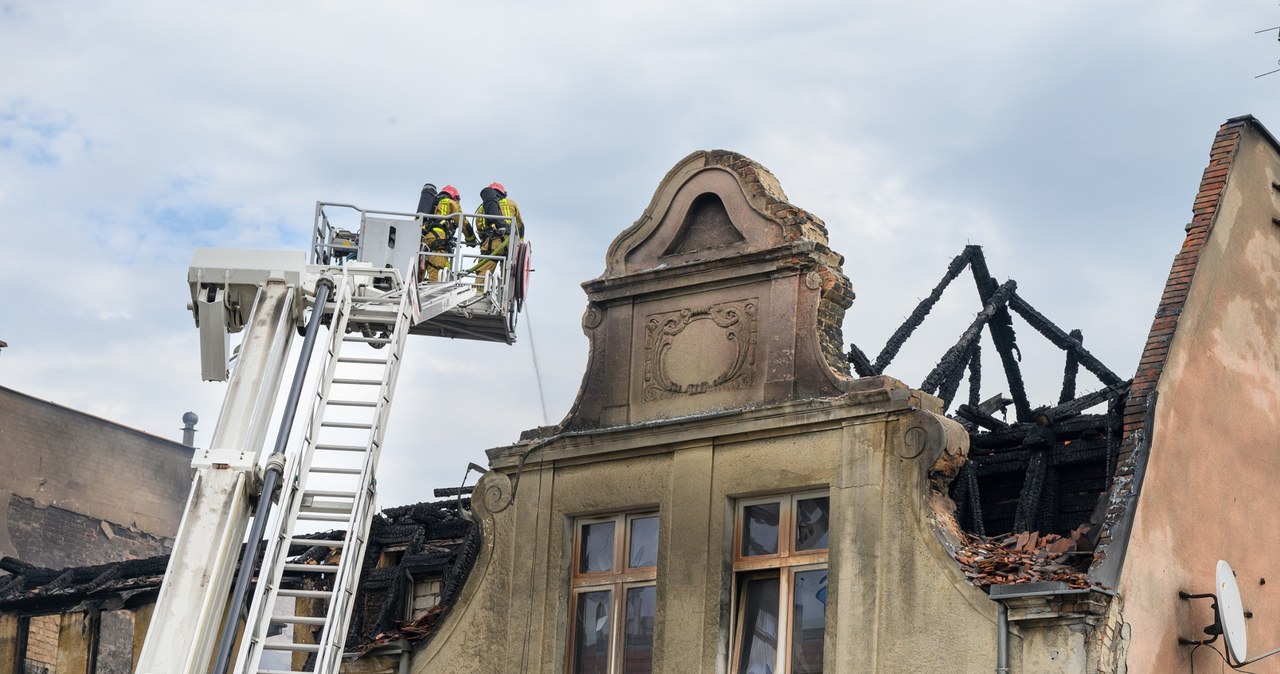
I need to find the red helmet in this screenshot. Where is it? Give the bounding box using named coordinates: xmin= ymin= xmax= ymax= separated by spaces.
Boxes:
xmin=441 ymin=185 xmax=460 ymax=200
xmin=487 ymin=182 xmax=506 ymax=195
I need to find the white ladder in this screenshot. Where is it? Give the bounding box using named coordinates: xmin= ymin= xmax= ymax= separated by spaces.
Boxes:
xmin=237 ymin=269 xmax=412 ymax=674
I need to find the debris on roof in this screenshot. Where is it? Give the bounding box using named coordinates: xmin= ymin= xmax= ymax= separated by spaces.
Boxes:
xmin=0 ymin=554 xmax=169 ymax=611
xmin=955 ymin=526 xmax=1094 ymax=588
xmin=851 ymin=245 xmax=1131 ymax=579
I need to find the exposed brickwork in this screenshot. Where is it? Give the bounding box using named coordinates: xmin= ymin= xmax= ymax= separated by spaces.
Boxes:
xmin=1094 ymin=595 xmax=1130 ymax=673
xmin=5 ymin=494 xmax=172 ymax=569
xmin=22 ymin=613 xmax=58 ymax=669
xmin=1092 ymin=118 xmax=1247 ymax=566
xmin=702 ymin=151 xmax=854 ymax=376
xmin=0 ymin=385 xmax=193 ymax=540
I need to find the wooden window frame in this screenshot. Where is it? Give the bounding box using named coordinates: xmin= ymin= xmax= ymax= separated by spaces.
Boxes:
xmin=567 ymin=512 xmax=659 ymax=674
xmin=729 ymin=492 xmax=829 ymax=674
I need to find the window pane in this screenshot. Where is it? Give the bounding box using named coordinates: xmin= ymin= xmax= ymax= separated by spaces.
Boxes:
xmin=629 ymin=516 xmax=659 ymax=568
xmin=741 ymin=503 xmax=780 ymax=557
xmin=795 ymin=497 xmax=830 ymax=551
xmin=580 ymin=521 xmax=616 ymax=573
xmin=622 ymin=585 xmax=656 ymax=674
xmin=736 ymin=575 xmax=780 ymax=674
xmin=791 ymin=570 xmax=827 ymax=674
xmin=573 ymin=590 xmax=613 ymax=674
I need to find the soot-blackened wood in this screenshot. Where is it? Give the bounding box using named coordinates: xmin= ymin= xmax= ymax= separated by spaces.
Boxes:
xmin=1009 ymin=293 xmax=1122 ymax=386
xmin=1060 ymin=329 xmax=1082 ymax=404
xmin=968 ymin=250 xmax=1032 ymax=422
xmin=968 ymin=344 xmax=982 ymax=408
xmin=921 ymin=280 xmax=1017 ymax=394
xmin=1013 ymin=451 xmax=1049 ymax=532
xmin=847 ymin=342 xmax=876 ymax=377
xmin=955 ymin=403 xmax=1008 ymax=431
xmin=953 ymin=462 xmax=986 ymax=537
xmin=872 ymin=247 xmax=976 ymax=373
xmin=937 ymin=342 xmax=979 ymax=412
xmin=1043 ymin=381 xmax=1131 ymax=424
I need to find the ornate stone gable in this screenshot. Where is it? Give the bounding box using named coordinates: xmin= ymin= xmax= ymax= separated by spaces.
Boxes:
xmin=563 ymin=150 xmax=855 ymax=431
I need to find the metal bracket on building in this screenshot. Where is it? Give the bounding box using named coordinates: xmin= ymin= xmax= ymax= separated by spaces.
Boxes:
xmin=1176 ymin=590 xmax=1225 ymax=647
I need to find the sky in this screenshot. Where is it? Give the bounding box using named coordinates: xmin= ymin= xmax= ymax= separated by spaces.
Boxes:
xmin=0 ymin=0 xmax=1276 ymax=510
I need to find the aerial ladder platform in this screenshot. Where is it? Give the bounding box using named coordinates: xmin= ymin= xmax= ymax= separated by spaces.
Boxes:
xmin=136 ymin=202 xmax=530 ymax=674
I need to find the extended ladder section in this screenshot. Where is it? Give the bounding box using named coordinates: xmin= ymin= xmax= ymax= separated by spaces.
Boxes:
xmin=142 ymin=198 xmax=533 ymax=673
xmin=311 ymin=202 xmax=531 ymax=345
xmin=235 ymin=268 xmax=412 ymax=673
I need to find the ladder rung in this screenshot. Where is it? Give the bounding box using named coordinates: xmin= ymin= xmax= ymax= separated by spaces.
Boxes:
xmin=294 ymin=512 xmax=350 ymax=522
xmin=278 ymin=589 xmax=334 ymax=599
xmin=309 ymin=466 xmax=362 ymax=474
xmin=291 ymin=538 xmax=347 ymax=548
xmin=332 ymin=378 xmax=382 ymax=385
xmin=320 ymin=421 xmax=373 ymax=429
xmin=343 ymin=336 xmax=391 ymax=344
xmin=313 ymin=443 xmax=368 ymax=452
xmin=272 ymin=614 xmax=327 ymax=626
xmin=304 ymin=490 xmax=357 ymax=499
xmin=301 ymin=502 xmax=353 ymax=515
xmin=336 ymin=357 xmax=388 ymax=365
xmin=327 ymin=399 xmax=378 ymax=408
xmin=283 ymin=563 xmax=339 ymax=574
xmin=263 ymin=641 xmax=320 ymax=652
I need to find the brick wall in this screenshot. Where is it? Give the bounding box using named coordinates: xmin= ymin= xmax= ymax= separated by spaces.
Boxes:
xmin=1093 ymin=117 xmax=1246 ymax=562
xmin=22 ymin=614 xmax=58 ymax=672
xmin=0 ymin=386 xmax=192 ymax=539
xmin=5 ymin=493 xmax=172 ymax=569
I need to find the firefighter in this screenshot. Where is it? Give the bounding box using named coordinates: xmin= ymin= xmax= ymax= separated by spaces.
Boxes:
xmin=419 ymin=184 xmax=462 ymax=283
xmin=464 ymin=182 xmax=525 ymax=282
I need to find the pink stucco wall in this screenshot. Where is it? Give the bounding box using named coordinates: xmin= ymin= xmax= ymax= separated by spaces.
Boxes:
xmin=1119 ymin=120 xmax=1280 ymax=672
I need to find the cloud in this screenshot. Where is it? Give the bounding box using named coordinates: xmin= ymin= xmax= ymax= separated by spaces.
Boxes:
xmin=0 ymin=0 xmax=1272 ymax=509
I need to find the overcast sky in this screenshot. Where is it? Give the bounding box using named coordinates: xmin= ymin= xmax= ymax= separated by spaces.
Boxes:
xmin=1 ymin=1 xmax=1276 ymax=509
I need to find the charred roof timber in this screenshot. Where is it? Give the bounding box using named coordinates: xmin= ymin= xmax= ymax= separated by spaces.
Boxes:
xmin=849 ymin=245 xmax=1131 ymax=544
xmin=0 ymin=497 xmax=477 ymax=658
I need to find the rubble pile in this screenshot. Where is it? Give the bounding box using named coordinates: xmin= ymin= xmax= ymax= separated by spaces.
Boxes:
xmin=355 ymin=604 xmax=447 ymax=654
xmin=956 ymin=526 xmax=1094 ymax=588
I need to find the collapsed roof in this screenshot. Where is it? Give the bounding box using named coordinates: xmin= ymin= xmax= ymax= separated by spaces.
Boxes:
xmin=848 ymin=244 xmax=1129 ymax=585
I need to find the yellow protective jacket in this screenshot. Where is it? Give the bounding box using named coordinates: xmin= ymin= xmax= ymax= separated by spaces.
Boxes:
xmin=422 ymin=197 xmax=462 ymax=249
xmin=464 ymin=197 xmax=525 ymax=255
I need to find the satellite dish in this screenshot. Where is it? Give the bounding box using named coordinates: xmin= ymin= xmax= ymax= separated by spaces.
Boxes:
xmin=1181 ymin=560 xmax=1280 ymax=667
xmin=1217 ymin=560 xmax=1248 ymax=663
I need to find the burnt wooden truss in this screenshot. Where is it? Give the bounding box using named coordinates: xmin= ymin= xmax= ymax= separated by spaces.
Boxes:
xmin=848 ymin=245 xmax=1130 ymax=538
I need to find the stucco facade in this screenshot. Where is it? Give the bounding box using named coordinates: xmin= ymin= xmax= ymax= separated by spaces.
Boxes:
xmin=413 ymin=151 xmax=1054 ymax=673
xmin=1105 ymin=117 xmax=1280 ymax=672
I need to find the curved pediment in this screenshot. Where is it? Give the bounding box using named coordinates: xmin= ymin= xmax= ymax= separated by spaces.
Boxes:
xmin=568 ymin=150 xmax=855 ymax=431
xmin=615 ymin=163 xmax=781 ymax=273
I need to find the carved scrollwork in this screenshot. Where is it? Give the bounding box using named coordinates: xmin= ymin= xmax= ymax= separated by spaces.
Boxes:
xmin=473 ymin=470 xmax=513 ymax=515
xmin=643 ymin=299 xmax=758 ymax=402
xmin=900 ymin=424 xmax=929 ymax=460
xmin=582 ymin=303 xmax=603 ymax=331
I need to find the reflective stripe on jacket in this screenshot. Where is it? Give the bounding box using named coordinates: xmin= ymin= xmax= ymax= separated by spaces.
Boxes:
xmin=424 ymin=197 xmax=462 ymax=240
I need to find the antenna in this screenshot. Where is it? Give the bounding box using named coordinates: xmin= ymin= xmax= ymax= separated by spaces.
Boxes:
xmin=1180 ymin=560 xmax=1280 ymax=667
xmin=1257 ymin=25 xmax=1280 ymax=78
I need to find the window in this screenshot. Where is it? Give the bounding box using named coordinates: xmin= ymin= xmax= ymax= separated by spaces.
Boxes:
xmin=731 ymin=493 xmax=829 ymax=674
xmin=568 ymin=512 xmax=659 ymax=674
